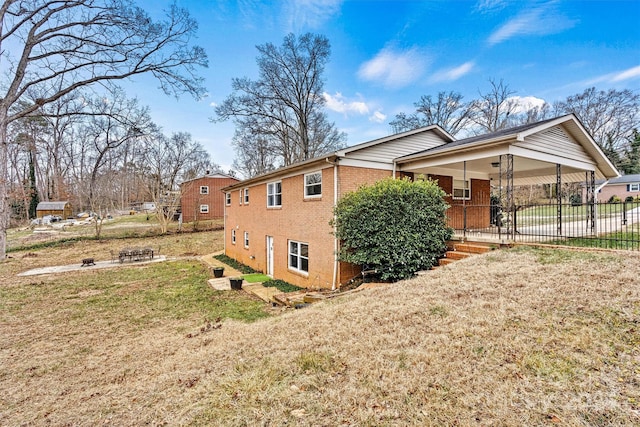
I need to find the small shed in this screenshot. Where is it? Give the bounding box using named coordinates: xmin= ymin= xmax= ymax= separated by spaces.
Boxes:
xmin=36 ymin=201 xmax=73 ymax=219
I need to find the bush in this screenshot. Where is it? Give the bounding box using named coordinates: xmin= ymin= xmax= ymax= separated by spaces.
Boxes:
xmin=569 ymin=193 xmax=582 ymax=206
xmin=212 ymin=254 xmax=257 ymax=274
xmin=608 ymin=195 xmax=622 ymax=204
xmin=332 ymin=177 xmax=452 ymax=282
xmin=262 ymin=279 xmax=302 ymax=293
xmin=625 ymin=195 xmax=635 ymax=203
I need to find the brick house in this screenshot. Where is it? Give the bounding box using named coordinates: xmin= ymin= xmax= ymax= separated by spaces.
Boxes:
xmin=180 ymin=173 xmax=239 ymax=222
xmin=223 ymin=114 xmax=618 ymax=289
xmin=585 ymin=174 xmax=640 ymax=202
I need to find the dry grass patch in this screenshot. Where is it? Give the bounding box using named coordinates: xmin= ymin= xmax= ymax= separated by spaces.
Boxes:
xmin=1 ymin=245 xmax=639 ymax=426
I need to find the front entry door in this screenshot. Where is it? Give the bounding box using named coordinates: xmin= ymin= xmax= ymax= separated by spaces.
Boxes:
xmin=266 ymin=236 xmax=274 ymax=277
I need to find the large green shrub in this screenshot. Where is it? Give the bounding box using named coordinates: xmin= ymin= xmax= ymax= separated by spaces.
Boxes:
xmin=332 ymin=177 xmax=452 ymax=281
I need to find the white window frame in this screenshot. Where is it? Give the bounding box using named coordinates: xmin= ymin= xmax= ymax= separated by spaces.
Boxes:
xmin=267 ymin=181 xmax=282 ymax=207
xmin=200 ymin=204 xmax=209 ymax=213
xmin=452 ymin=179 xmax=471 ymax=200
xmin=225 ymin=192 xmax=231 ymax=206
xmin=239 ymin=189 xmax=243 ymax=205
xmin=244 ymin=231 xmax=250 ymax=248
xmin=200 ymin=185 xmax=209 ymax=195
xmin=629 ymin=183 xmax=640 ymax=192
xmin=288 ymin=240 xmax=309 ymax=274
xmin=231 ymin=229 xmax=236 ymax=245
xmin=304 ymin=171 xmax=322 ymax=198
xmin=244 ymin=188 xmax=249 ymax=204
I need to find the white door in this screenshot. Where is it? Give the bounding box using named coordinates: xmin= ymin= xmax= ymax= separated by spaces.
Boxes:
xmin=266 ymin=236 xmax=274 ymax=276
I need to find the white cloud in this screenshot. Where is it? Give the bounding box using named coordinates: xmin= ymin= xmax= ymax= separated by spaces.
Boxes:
xmin=209 ymin=102 xmax=218 ymax=108
xmin=430 ymin=61 xmax=475 ymax=82
xmin=323 ymin=92 xmax=370 ymax=115
xmin=369 ymin=111 xmax=386 ymax=123
xmin=475 ymin=0 xmax=510 ymax=14
xmin=583 ymin=65 xmax=640 ymax=86
xmin=508 ymin=95 xmax=546 ymax=114
xmin=357 ymin=47 xmax=429 ymax=88
xmin=285 ymin=0 xmax=343 ymax=31
xmin=488 ymin=5 xmax=577 ymax=46
xmin=611 ymin=65 xmax=640 ymax=82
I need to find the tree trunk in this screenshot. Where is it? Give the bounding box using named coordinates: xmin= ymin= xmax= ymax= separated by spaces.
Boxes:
xmin=0 ymin=108 xmax=9 ymax=259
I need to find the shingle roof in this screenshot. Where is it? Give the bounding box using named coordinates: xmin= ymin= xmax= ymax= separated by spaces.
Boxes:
xmin=36 ymin=201 xmax=69 ymax=211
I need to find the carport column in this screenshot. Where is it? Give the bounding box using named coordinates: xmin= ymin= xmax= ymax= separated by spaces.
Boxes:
xmin=499 ymin=154 xmax=514 ymax=239
xmin=505 ymin=154 xmax=514 ymax=239
xmin=586 ymin=170 xmax=596 ymax=233
xmin=557 ymin=164 xmax=562 ymax=236
xmin=462 ymin=161 xmax=467 ymax=238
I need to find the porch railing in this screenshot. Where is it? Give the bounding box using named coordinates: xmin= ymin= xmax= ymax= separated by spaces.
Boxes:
xmin=448 ymin=200 xmax=640 ymax=251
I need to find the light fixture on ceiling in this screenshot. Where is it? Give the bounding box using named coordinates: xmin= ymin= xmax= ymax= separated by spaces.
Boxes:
xmin=491 ymin=162 xmax=500 ymax=168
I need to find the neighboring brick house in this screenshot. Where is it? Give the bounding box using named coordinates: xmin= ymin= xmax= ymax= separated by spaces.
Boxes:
xmin=180 ymin=173 xmax=239 ymax=222
xmin=223 ymin=114 xmax=618 ymax=289
xmin=589 ymin=174 xmax=640 ymax=202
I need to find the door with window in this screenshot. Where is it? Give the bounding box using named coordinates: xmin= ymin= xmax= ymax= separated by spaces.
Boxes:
xmin=266 ymin=236 xmax=274 ymax=277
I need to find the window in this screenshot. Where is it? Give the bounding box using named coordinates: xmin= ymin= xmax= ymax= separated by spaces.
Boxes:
xmin=199 ymin=204 xmax=209 ymax=213
xmin=453 ymin=179 xmax=470 ymax=200
xmin=304 ymin=172 xmax=322 ymax=197
xmin=200 ymin=186 xmax=209 ymax=194
xmin=244 ymin=231 xmax=249 ymax=248
xmin=231 ymin=229 xmax=236 ymax=244
xmin=267 ymin=181 xmax=282 ymax=207
xmin=239 ymin=190 xmax=243 ymax=204
xmin=288 ymin=240 xmax=309 ymax=274
xmin=629 ymin=183 xmax=640 ymax=192
xmin=244 ymin=188 xmax=249 ymax=204
xmin=225 ymin=192 xmax=231 ymax=206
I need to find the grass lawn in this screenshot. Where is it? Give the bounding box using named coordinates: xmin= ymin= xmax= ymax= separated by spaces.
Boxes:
xmin=1 ymin=230 xmax=639 ymax=425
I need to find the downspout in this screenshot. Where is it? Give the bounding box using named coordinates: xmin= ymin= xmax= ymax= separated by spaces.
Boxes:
xmin=327 ymin=157 xmax=339 ymax=290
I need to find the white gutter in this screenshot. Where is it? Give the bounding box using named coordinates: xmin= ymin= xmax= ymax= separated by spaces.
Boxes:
xmin=594 ymin=180 xmax=609 ymax=203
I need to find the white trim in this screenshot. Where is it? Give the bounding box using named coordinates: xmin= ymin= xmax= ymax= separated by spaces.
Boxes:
xmin=304 ymin=171 xmax=322 ymax=198
xmin=199 ymin=204 xmax=209 ymax=213
xmin=452 ymin=179 xmax=471 ymax=200
xmin=243 ymin=187 xmax=249 ymax=204
xmin=288 ymin=240 xmax=309 ymax=275
xmin=231 ymin=229 xmax=236 ymax=245
xmin=225 ymin=192 xmax=231 ymax=206
xmin=244 ymin=231 xmax=249 ymax=248
xmin=200 ymin=185 xmax=209 ymax=194
xmin=267 ymin=181 xmax=282 ymax=207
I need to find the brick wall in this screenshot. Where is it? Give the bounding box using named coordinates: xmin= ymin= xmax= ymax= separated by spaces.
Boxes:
xmin=428 ymin=174 xmax=491 ymax=229
xmin=181 ymin=176 xmax=238 ymax=222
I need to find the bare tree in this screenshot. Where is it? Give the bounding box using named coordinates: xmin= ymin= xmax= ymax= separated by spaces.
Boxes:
xmin=0 ymin=0 xmax=207 ymax=258
xmin=214 ymin=33 xmax=345 ymax=174
xmin=140 ymin=131 xmax=214 ymax=233
xmin=469 ymin=79 xmax=520 ymax=134
xmin=389 ymin=91 xmax=474 ymax=136
xmin=553 ymin=87 xmax=640 ymax=164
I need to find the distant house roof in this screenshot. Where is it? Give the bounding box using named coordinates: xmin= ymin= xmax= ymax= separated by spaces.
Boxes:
xmin=181 ymin=172 xmax=239 ymax=185
xmin=36 ymin=201 xmax=70 ymax=211
xmin=595 ymin=174 xmax=640 ymax=186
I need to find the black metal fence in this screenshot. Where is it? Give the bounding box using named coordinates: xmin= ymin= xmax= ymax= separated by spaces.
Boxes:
xmin=448 ymin=200 xmax=640 ymax=250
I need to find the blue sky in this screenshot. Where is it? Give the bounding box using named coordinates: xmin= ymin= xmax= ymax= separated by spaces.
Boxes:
xmin=127 ymin=0 xmax=640 ymax=173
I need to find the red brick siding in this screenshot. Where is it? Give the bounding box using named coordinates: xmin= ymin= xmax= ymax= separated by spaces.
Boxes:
xmin=428 ymin=174 xmax=491 ymax=229
xmin=181 ymin=176 xmax=239 ymax=222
